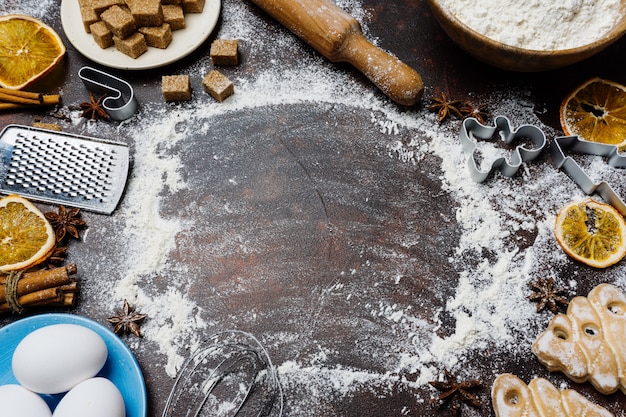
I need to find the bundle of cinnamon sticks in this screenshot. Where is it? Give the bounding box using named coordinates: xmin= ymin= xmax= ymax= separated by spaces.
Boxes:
xmin=0 ymin=264 xmax=78 ymax=314
xmin=0 ymin=87 xmax=61 ymax=111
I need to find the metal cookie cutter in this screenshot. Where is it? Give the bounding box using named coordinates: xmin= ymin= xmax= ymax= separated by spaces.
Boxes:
xmin=551 ymin=135 xmax=626 ymax=215
xmin=460 ymin=115 xmax=546 ymax=182
xmin=78 ymin=66 xmax=137 ymax=121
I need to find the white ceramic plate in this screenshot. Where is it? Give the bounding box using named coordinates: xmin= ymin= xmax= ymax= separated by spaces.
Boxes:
xmin=60 ymin=0 xmax=221 ymax=70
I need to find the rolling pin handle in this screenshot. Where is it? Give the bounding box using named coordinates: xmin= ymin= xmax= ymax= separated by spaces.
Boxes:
xmin=342 ymin=34 xmax=424 ymax=106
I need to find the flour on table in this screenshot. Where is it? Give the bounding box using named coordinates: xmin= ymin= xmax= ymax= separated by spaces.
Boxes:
xmin=3 ymin=0 xmax=57 ymax=20
xmin=97 ymin=0 xmax=614 ymax=406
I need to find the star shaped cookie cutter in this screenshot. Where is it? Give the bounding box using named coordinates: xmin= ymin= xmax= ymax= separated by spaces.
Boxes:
xmin=550 ymin=135 xmax=626 ymax=215
xmin=460 ymin=115 xmax=547 ymax=182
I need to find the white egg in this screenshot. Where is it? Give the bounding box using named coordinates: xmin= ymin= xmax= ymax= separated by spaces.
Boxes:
xmin=12 ymin=323 xmax=108 ymax=394
xmin=52 ymin=377 xmax=125 ymax=417
xmin=0 ymin=384 xmax=52 ymax=417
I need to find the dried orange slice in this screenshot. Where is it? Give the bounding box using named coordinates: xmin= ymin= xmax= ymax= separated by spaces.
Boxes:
xmin=0 ymin=14 xmax=66 ymax=90
xmin=554 ymin=199 xmax=626 ymax=268
xmin=560 ymin=77 xmax=626 ymax=150
xmin=0 ymin=194 xmax=55 ymax=272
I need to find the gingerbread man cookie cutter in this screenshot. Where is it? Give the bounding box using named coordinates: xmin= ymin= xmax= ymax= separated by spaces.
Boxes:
xmin=550 ymin=135 xmax=626 ymax=216
xmin=78 ymin=66 xmax=137 ymax=121
xmin=460 ymin=115 xmax=547 ymax=182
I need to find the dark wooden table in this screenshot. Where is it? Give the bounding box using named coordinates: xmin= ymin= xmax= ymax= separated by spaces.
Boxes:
xmin=1 ymin=1 xmax=625 ymax=416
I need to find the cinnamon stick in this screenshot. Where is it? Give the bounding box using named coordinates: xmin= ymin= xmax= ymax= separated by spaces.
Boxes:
xmin=0 ymin=91 xmax=41 ymax=105
xmin=0 ymin=87 xmax=43 ymax=102
xmin=20 ymin=287 xmax=77 ymax=308
xmin=42 ymin=94 xmax=61 ymax=106
xmin=0 ymin=93 xmax=61 ymax=111
xmin=0 ymin=282 xmax=78 ymax=313
xmin=15 ymin=283 xmax=78 ymax=307
xmin=0 ymin=264 xmax=77 ymax=304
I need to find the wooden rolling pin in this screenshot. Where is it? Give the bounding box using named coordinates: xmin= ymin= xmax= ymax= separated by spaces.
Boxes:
xmin=251 ymin=0 xmax=424 ymax=106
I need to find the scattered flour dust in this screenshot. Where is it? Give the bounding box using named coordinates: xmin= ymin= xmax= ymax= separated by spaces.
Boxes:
xmin=2 ymin=0 xmax=58 ymax=20
xmin=43 ymin=0 xmax=625 ymax=413
xmin=112 ymin=111 xmax=209 ymax=376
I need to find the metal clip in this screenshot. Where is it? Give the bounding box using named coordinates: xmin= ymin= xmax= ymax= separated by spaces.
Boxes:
xmin=550 ymin=135 xmax=626 ymax=215
xmin=460 ymin=115 xmax=546 ymax=182
xmin=78 ymin=66 xmax=137 ymax=121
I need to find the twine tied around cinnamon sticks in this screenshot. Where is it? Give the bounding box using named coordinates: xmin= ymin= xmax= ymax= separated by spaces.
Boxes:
xmin=0 ymin=264 xmax=78 ymax=314
xmin=0 ymin=87 xmax=61 ymax=112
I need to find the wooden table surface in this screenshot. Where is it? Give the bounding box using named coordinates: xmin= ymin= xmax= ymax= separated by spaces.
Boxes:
xmin=1 ymin=1 xmax=626 ymax=416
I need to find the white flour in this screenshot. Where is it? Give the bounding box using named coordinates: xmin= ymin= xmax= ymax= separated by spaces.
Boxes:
xmin=437 ymin=0 xmax=622 ymax=50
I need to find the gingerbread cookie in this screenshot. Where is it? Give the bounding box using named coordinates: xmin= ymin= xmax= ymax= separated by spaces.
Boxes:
xmin=532 ymin=283 xmax=626 ymax=394
xmin=492 ymin=373 xmax=613 ymax=417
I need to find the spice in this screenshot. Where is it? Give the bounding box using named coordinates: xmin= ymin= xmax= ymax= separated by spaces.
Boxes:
xmin=428 ymin=93 xmax=464 ymax=123
xmin=32 ymin=121 xmax=62 ymax=131
xmin=429 ymin=369 xmax=482 ymax=416
xmin=0 ymin=264 xmax=78 ymax=314
xmin=78 ymin=93 xmax=109 ymax=120
xmin=0 ymin=87 xmax=60 ymax=111
xmin=428 ymin=92 xmax=490 ymax=124
xmin=528 ymin=277 xmax=568 ymax=314
xmin=458 ymin=101 xmax=490 ymax=124
xmin=107 ymin=299 xmax=148 ymax=337
xmin=45 ymin=246 xmax=68 ymax=268
xmin=45 ymin=205 xmax=87 ymax=243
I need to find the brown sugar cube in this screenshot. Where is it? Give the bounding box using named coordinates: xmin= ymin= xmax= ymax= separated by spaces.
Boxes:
xmin=106 ymin=0 xmax=127 ymax=6
xmin=202 ymin=70 xmax=234 ymax=102
xmin=181 ymin=0 xmax=205 ymax=13
xmin=162 ymin=4 xmax=185 ymax=30
xmin=210 ymin=39 xmax=238 ymax=66
xmin=79 ymin=4 xmax=99 ymax=33
xmin=138 ymin=23 xmax=172 ymax=49
xmin=92 ymin=0 xmax=125 ymax=14
xmin=78 ymin=0 xmax=103 ymax=14
xmin=101 ymin=5 xmax=136 ymax=38
xmin=113 ymin=32 xmax=148 ymax=58
xmin=90 ymin=21 xmax=114 ymax=48
xmin=162 ymin=75 xmax=192 ymax=102
xmin=161 ymin=0 xmax=181 ymax=4
xmin=126 ymin=0 xmax=164 ymax=27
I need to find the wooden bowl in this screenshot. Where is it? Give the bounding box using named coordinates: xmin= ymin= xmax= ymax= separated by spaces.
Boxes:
xmin=426 ymin=0 xmax=626 ymax=72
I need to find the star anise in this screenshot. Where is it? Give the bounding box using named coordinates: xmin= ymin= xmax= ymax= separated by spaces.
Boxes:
xmin=44 ymin=205 xmax=87 ymax=243
xmin=528 ymin=277 xmax=568 ymax=314
xmin=428 ymin=92 xmax=465 ymax=122
xmin=429 ymin=369 xmax=482 ymax=416
xmin=458 ymin=102 xmax=491 ymax=124
xmin=107 ymin=299 xmax=147 ymax=337
xmin=45 ymin=246 xmax=68 ymax=268
xmin=79 ymin=92 xmax=109 ymax=120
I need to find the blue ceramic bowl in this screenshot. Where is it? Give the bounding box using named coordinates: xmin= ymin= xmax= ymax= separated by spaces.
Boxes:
xmin=0 ymin=313 xmax=147 ymax=417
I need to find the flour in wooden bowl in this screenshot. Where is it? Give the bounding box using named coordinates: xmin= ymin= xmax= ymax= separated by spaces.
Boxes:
xmin=437 ymin=0 xmax=622 ymax=50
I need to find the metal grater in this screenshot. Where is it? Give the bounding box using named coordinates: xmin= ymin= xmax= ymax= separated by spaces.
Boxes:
xmin=0 ymin=124 xmax=130 ymax=214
